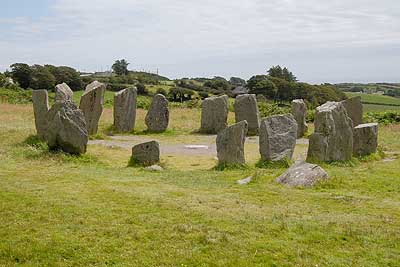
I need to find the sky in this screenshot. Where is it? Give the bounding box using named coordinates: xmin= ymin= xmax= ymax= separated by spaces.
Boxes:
xmin=0 ymin=0 xmax=399 ymax=83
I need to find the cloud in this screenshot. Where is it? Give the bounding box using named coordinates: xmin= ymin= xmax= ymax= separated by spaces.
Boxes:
xmin=0 ymin=0 xmax=399 ymax=82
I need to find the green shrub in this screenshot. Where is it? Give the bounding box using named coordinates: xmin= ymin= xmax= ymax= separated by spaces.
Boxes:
xmin=364 ymin=111 xmax=400 ymax=124
xmin=258 ymin=102 xmax=290 ymax=118
xmin=0 ymin=87 xmax=33 ymax=104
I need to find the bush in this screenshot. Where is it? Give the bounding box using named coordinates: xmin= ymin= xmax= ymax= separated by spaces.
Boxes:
xmin=136 ymin=83 xmax=148 ymax=95
xmin=258 ymin=102 xmax=290 ymax=118
xmin=198 ymin=91 xmax=209 ymax=99
xmin=0 ymin=87 xmax=33 ymax=104
xmin=156 ymin=88 xmax=167 ymax=96
xmin=364 ymin=111 xmax=400 ymax=124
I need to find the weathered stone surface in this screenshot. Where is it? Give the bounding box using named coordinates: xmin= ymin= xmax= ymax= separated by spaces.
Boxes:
xmin=234 ymin=94 xmax=260 ymax=135
xmin=145 ymin=94 xmax=169 ymax=132
xmin=216 ymin=121 xmax=248 ymax=165
xmin=307 ymin=102 xmax=353 ymax=162
xmin=237 ymin=176 xmax=252 ymax=185
xmin=341 ymin=96 xmax=363 ymax=127
xmin=291 ymin=99 xmax=308 ymax=138
xmin=32 ymin=90 xmax=49 ymax=140
xmin=55 ymin=83 xmax=73 ymax=102
xmin=114 ymin=87 xmax=137 ymax=132
xmin=131 ymin=141 xmax=160 ymax=166
xmin=259 ymin=114 xmax=298 ymax=162
xmin=200 ymin=95 xmax=229 ymax=134
xmin=353 ymin=123 xmax=378 ymax=156
xmin=79 ymin=81 xmax=105 ymax=135
xmin=145 ymin=165 xmax=163 ymax=171
xmin=44 ymin=101 xmax=88 ymax=154
xmin=276 ymin=161 xmax=329 ymax=187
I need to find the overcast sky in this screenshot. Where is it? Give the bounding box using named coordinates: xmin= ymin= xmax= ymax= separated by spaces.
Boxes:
xmin=0 ymin=0 xmax=399 ymax=83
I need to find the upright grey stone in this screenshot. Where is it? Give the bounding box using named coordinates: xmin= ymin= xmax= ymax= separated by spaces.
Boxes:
xmin=234 ymin=94 xmax=260 ymax=135
xmin=55 ymin=83 xmax=73 ymax=102
xmin=114 ymin=87 xmax=137 ymax=132
xmin=341 ymin=96 xmax=363 ymax=127
xmin=79 ymin=81 xmax=105 ymax=135
xmin=200 ymin=95 xmax=229 ymax=134
xmin=145 ymin=94 xmax=169 ymax=132
xmin=353 ymin=123 xmax=378 ymax=156
xmin=216 ymin=121 xmax=248 ymax=165
xmin=276 ymin=161 xmax=329 ymax=187
xmin=291 ymin=99 xmax=308 ymax=138
xmin=45 ymin=101 xmax=88 ymax=155
xmin=131 ymin=141 xmax=160 ymax=166
xmin=307 ymin=102 xmax=353 ymax=162
xmin=32 ymin=90 xmax=49 ymax=140
xmin=259 ymin=114 xmax=298 ymax=162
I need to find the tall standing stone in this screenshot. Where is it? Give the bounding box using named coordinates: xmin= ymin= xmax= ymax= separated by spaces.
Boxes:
xmin=353 ymin=123 xmax=378 ymax=156
xmin=45 ymin=101 xmax=88 ymax=155
xmin=291 ymin=99 xmax=308 ymax=138
xmin=234 ymin=94 xmax=260 ymax=135
xmin=79 ymin=81 xmax=105 ymax=135
xmin=32 ymin=90 xmax=49 ymax=140
xmin=145 ymin=94 xmax=169 ymax=132
xmin=341 ymin=96 xmax=363 ymax=127
xmin=307 ymin=102 xmax=353 ymax=162
xmin=216 ymin=120 xmax=248 ymax=165
xmin=114 ymin=87 xmax=137 ymax=132
xmin=55 ymin=83 xmax=73 ymax=102
xmin=259 ymin=114 xmax=298 ymax=162
xmin=200 ymin=95 xmax=229 ymax=134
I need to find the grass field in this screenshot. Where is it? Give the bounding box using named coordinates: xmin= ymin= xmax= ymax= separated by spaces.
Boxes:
xmin=346 ymin=92 xmax=400 ymax=112
xmin=0 ymin=102 xmax=399 ymax=266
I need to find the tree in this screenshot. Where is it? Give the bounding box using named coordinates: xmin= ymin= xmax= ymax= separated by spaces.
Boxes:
xmin=112 ymin=59 xmax=129 ymax=76
xmin=45 ymin=65 xmax=83 ymax=91
xmin=30 ymin=65 xmax=56 ymax=90
xmin=267 ymin=65 xmax=297 ymax=82
xmin=247 ymin=75 xmax=277 ymax=99
xmin=229 ymin=77 xmax=246 ymax=87
xmin=10 ymin=63 xmax=32 ymax=89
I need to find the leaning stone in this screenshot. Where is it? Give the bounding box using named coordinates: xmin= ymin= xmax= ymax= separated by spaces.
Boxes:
xmin=145 ymin=94 xmax=169 ymax=132
xmin=216 ymin=121 xmax=248 ymax=165
xmin=44 ymin=101 xmax=88 ymax=154
xmin=276 ymin=161 xmax=329 ymax=187
xmin=353 ymin=123 xmax=378 ymax=156
xmin=79 ymin=81 xmax=106 ymax=135
xmin=32 ymin=90 xmax=49 ymax=140
xmin=234 ymin=94 xmax=260 ymax=135
xmin=55 ymin=83 xmax=73 ymax=102
xmin=131 ymin=141 xmax=160 ymax=166
xmin=291 ymin=99 xmax=308 ymax=138
xmin=114 ymin=87 xmax=137 ymax=132
xmin=200 ymin=95 xmax=229 ymax=134
xmin=341 ymin=96 xmax=363 ymax=127
xmin=259 ymin=114 xmax=298 ymax=162
xmin=307 ymin=102 xmax=353 ymax=162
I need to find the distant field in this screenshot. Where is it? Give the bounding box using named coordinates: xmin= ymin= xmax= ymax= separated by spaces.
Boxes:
xmin=363 ymin=104 xmax=400 ymax=112
xmin=346 ymin=92 xmax=400 ymax=112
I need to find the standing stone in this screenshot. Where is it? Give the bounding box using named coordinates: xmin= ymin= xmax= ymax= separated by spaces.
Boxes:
xmin=216 ymin=121 xmax=248 ymax=165
xmin=79 ymin=81 xmax=105 ymax=135
xmin=307 ymin=102 xmax=353 ymax=162
xmin=44 ymin=101 xmax=88 ymax=154
xmin=291 ymin=99 xmax=308 ymax=138
xmin=131 ymin=141 xmax=160 ymax=166
xmin=32 ymin=90 xmax=49 ymax=140
xmin=341 ymin=96 xmax=363 ymax=127
xmin=259 ymin=114 xmax=298 ymax=162
xmin=200 ymin=95 xmax=229 ymax=134
xmin=234 ymin=94 xmax=260 ymax=135
xmin=353 ymin=123 xmax=378 ymax=156
xmin=114 ymin=87 xmax=137 ymax=132
xmin=276 ymin=161 xmax=329 ymax=187
xmin=55 ymin=83 xmax=73 ymax=102
xmin=145 ymin=94 xmax=169 ymax=132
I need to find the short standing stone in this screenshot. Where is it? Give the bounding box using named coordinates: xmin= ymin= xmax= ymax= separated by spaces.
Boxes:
xmin=55 ymin=83 xmax=73 ymax=102
xmin=145 ymin=94 xmax=169 ymax=132
xmin=307 ymin=101 xmax=353 ymax=162
xmin=276 ymin=161 xmax=329 ymax=187
xmin=234 ymin=94 xmax=260 ymax=135
xmin=291 ymin=99 xmax=308 ymax=138
xmin=341 ymin=96 xmax=363 ymax=127
xmin=44 ymin=101 xmax=88 ymax=154
xmin=200 ymin=95 xmax=229 ymax=134
xmin=79 ymin=81 xmax=105 ymax=135
xmin=32 ymin=90 xmax=49 ymax=140
xmin=353 ymin=123 xmax=378 ymax=156
xmin=216 ymin=120 xmax=248 ymax=165
xmin=114 ymin=87 xmax=137 ymax=132
xmin=259 ymin=114 xmax=298 ymax=162
xmin=131 ymin=141 xmax=160 ymax=166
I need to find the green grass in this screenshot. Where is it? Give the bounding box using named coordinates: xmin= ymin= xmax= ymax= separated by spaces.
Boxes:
xmin=363 ymin=104 xmax=400 ymax=112
xmin=346 ymin=92 xmax=400 ymax=106
xmin=0 ymin=103 xmax=399 ymax=266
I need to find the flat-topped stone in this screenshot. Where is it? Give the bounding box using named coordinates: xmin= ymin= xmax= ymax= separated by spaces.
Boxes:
xmin=216 ymin=120 xmax=248 ymax=165
xmin=200 ymin=95 xmax=229 ymax=134
xmin=114 ymin=87 xmax=137 ymax=132
xmin=32 ymin=90 xmax=49 ymax=140
xmin=353 ymin=123 xmax=378 ymax=156
xmin=145 ymin=94 xmax=169 ymax=132
xmin=234 ymin=94 xmax=260 ymax=135
xmin=79 ymin=81 xmax=106 ymax=135
xmin=55 ymin=83 xmax=73 ymax=102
